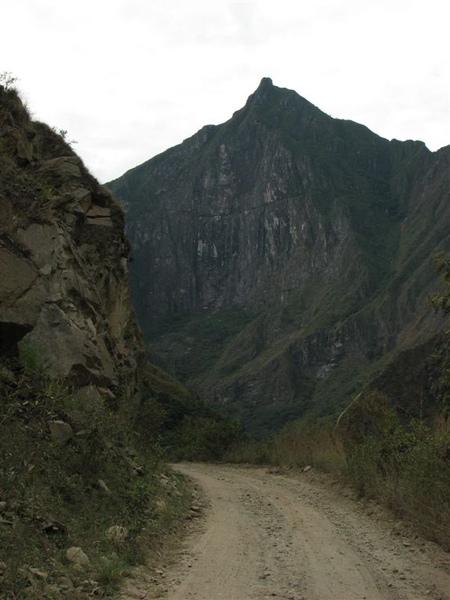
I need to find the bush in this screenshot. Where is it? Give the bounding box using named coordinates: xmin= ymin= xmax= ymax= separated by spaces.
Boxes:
xmin=344 ymin=412 xmax=450 ymax=547
xmin=171 ymin=415 xmax=246 ymax=461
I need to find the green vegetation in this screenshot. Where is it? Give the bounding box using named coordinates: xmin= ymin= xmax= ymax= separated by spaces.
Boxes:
xmin=3 ymin=74 xmax=449 ymax=600
xmin=226 ymin=402 xmax=450 ymax=548
xmin=226 ymin=256 xmax=450 ymax=549
xmin=342 ymin=393 xmax=450 ymax=547
xmin=136 ymin=363 xmax=246 ymax=460
xmin=107 ymin=77 xmax=448 ymax=445
xmin=146 ymin=309 xmax=256 ymax=382
xmin=0 ymin=350 xmax=247 ymax=598
xmin=225 ymin=418 xmax=346 ymax=472
xmin=0 ymin=80 xmax=246 ymax=598
xmin=430 ymin=253 xmax=450 ymax=414
xmin=0 ymin=358 xmax=193 ymax=599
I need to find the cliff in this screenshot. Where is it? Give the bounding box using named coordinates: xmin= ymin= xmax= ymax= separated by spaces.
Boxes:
xmin=108 ymin=78 xmax=450 ymax=435
xmin=0 ymin=82 xmax=146 ymax=408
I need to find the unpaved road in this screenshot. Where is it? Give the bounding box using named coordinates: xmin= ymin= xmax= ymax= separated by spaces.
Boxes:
xmin=121 ymin=463 xmax=450 ymax=600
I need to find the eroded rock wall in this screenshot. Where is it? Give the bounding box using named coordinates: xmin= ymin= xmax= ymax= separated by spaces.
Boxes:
xmin=0 ymin=84 xmax=145 ymax=403
xmin=107 ymin=78 xmax=450 ymax=433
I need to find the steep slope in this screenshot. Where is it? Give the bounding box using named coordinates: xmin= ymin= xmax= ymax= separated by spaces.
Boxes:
xmin=0 ymin=81 xmax=203 ymax=599
xmin=108 ymin=78 xmax=450 ymax=435
xmin=0 ymin=84 xmax=146 ymax=406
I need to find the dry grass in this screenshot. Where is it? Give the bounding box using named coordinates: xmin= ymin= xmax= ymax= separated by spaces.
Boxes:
xmin=226 ymin=415 xmax=450 ymax=549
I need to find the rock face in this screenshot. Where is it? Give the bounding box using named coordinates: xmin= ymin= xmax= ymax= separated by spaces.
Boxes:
xmin=0 ymin=84 xmax=146 ymax=403
xmin=107 ymin=78 xmax=450 ymax=435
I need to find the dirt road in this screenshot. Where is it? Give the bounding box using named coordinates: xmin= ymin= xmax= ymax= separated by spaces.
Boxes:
xmin=121 ymin=463 xmax=450 ymax=600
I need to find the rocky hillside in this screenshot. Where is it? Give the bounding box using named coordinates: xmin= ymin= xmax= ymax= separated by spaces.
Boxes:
xmin=108 ymin=78 xmax=450 ymax=436
xmin=0 ymin=82 xmax=146 ymax=407
xmin=0 ymin=79 xmax=209 ymax=599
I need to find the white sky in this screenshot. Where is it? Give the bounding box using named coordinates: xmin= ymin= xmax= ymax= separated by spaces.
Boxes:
xmin=2 ymin=0 xmax=449 ymax=183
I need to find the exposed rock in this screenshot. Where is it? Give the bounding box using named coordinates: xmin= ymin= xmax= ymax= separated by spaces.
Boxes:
xmin=66 ymin=546 xmax=90 ymax=567
xmin=39 ymin=156 xmax=82 ymax=178
xmin=155 ymin=498 xmax=167 ymax=512
xmin=0 ymin=83 xmax=146 ymax=408
xmin=0 ymin=80 xmax=199 ymax=600
xmin=48 ymin=420 xmax=73 ymax=444
xmin=0 ymin=366 xmax=15 ymax=384
xmin=11 ymin=128 xmax=33 ymax=163
xmin=86 ymin=205 xmax=113 ymax=226
xmin=108 ymin=77 xmax=450 ymax=434
xmin=56 ymin=576 xmax=74 ymax=589
xmin=98 ymin=479 xmax=111 ymax=494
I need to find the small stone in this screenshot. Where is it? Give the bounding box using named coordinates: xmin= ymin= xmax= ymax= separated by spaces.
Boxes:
xmin=302 ymin=465 xmax=312 ymax=473
xmin=49 ymin=420 xmax=73 ymax=444
xmin=66 ymin=546 xmax=90 ymax=567
xmin=57 ymin=576 xmax=74 ymax=589
xmin=23 ymin=586 xmax=38 ymax=597
xmin=98 ymin=479 xmax=111 ymax=494
xmin=156 ymin=499 xmax=167 ymax=511
xmin=44 ymin=584 xmax=61 ymax=595
xmin=0 ymin=366 xmax=16 ymax=384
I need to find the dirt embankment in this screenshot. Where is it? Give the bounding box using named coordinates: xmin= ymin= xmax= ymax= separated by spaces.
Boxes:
xmin=120 ymin=463 xmax=450 ymax=600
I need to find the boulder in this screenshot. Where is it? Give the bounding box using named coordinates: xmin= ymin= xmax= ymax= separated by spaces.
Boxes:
xmin=48 ymin=420 xmax=73 ymax=445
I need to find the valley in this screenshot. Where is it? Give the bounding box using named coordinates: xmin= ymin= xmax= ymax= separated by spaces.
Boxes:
xmin=1 ymin=74 xmax=449 ymax=599
xmin=108 ymin=77 xmax=450 ymax=437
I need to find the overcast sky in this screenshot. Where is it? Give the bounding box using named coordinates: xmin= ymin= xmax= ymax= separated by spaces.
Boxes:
xmin=2 ymin=0 xmax=448 ymax=183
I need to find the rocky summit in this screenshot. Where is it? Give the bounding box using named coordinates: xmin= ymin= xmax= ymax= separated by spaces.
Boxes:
xmin=108 ymin=78 xmax=450 ymax=435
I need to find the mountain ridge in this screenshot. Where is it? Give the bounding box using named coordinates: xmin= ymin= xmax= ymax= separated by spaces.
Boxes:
xmin=108 ymin=78 xmax=449 ymax=435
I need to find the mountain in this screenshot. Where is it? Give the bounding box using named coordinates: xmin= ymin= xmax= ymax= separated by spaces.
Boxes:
xmin=108 ymin=77 xmax=450 ymax=436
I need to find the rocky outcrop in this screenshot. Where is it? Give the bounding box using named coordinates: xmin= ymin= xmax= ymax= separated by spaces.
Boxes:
xmin=0 ymin=83 xmax=146 ymax=403
xmin=108 ymin=78 xmax=450 ymax=435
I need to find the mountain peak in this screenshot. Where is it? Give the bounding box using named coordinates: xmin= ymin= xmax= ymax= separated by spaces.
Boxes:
xmin=253 ymin=76 xmax=275 ymax=99
xmin=244 ymin=77 xmax=279 ymax=112
xmin=257 ymin=76 xmax=274 ymax=89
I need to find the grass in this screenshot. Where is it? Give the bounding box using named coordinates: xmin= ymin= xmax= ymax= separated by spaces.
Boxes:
xmin=225 ymin=403 xmax=450 ymax=550
xmin=0 ymin=359 xmax=193 ymax=599
xmin=344 ymin=411 xmax=450 ymax=548
xmin=225 ymin=419 xmax=346 ymax=475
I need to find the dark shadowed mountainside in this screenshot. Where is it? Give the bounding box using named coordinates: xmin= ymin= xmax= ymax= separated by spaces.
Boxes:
xmin=108 ymin=77 xmax=450 ymax=436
